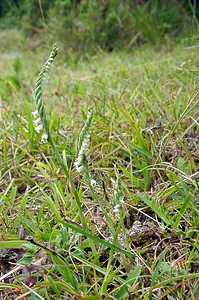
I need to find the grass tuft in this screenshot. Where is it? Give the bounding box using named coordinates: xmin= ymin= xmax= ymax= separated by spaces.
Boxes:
xmin=0 ymin=39 xmax=198 ymax=299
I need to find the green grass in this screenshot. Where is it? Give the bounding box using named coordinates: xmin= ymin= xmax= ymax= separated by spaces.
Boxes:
xmin=0 ymin=31 xmax=199 ymax=299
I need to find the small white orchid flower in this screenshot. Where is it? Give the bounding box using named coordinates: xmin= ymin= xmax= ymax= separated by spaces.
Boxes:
xmin=41 ymin=133 xmax=48 ymax=143
xmin=91 ymin=179 xmax=97 ymax=187
xmin=74 ymin=133 xmax=90 ymax=173
xmin=35 ymin=124 xmax=43 ymax=133
xmin=33 ymin=117 xmax=41 ymax=125
xmin=113 ymin=204 xmax=121 ymax=216
xmin=32 ymin=110 xmax=39 ymax=116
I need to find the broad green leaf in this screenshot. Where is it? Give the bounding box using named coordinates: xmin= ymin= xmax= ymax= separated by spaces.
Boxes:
xmin=115 ymin=265 xmax=142 ymax=299
xmin=52 ymin=255 xmax=79 ymax=293
xmin=61 ymin=220 xmax=135 ymax=259
xmin=120 ymin=166 xmax=144 ymax=188
xmin=149 ymin=248 xmax=167 ymax=299
xmin=0 ymin=240 xmax=27 ymax=248
xmin=147 ymin=273 xmax=199 ymax=294
xmin=174 ymin=193 xmax=192 ymax=227
xmin=138 ymin=194 xmax=171 ymax=226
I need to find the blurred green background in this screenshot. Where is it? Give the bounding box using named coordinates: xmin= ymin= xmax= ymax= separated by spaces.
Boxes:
xmin=0 ymin=0 xmax=198 ymax=56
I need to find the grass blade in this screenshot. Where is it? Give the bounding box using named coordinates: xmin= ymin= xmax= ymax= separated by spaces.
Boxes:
xmin=174 ymin=193 xmax=192 ymax=227
xmin=115 ymin=265 xmax=142 ymax=299
xmin=0 ymin=240 xmax=27 ymax=248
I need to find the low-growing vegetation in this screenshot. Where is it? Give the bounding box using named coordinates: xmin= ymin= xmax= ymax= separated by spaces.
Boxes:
xmin=0 ymin=1 xmax=199 ymax=299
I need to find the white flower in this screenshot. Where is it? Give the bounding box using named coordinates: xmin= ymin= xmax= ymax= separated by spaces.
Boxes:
xmin=91 ymin=179 xmax=97 ymax=187
xmin=113 ymin=204 xmax=121 ymax=215
xmin=74 ymin=133 xmax=90 ymax=173
xmin=32 ymin=110 xmax=39 ymax=116
xmin=35 ymin=124 xmax=43 ymax=133
xmin=120 ymin=196 xmax=125 ymax=204
xmin=74 ymin=164 xmax=83 ymax=173
xmin=32 ymin=110 xmax=43 ymax=133
xmin=41 ymin=133 xmax=48 ymax=143
xmin=33 ymin=117 xmax=41 ymax=126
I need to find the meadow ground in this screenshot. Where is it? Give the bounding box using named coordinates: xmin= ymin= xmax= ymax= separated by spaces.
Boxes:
xmin=0 ymin=30 xmax=198 ymax=299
